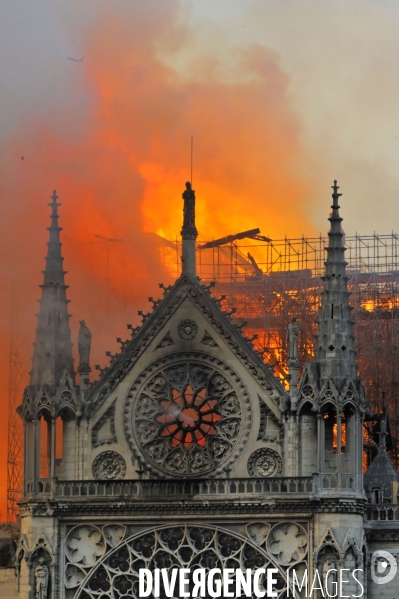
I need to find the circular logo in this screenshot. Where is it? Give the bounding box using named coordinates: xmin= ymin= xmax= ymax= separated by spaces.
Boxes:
xmin=371 ymin=550 xmax=397 ymax=585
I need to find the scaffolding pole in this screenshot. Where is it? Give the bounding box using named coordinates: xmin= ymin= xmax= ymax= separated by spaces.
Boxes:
xmin=6 ymin=294 xmax=27 ymax=522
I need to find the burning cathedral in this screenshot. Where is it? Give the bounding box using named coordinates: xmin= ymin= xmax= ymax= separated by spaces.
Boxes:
xmin=12 ymin=182 xmax=399 ymax=598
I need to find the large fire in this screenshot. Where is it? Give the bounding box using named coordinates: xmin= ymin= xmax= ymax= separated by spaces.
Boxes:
xmin=0 ymin=4 xmax=319 ymax=516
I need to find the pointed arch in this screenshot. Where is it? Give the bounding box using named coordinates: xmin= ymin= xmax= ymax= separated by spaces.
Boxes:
xmin=314 ymin=528 xmax=342 ymax=561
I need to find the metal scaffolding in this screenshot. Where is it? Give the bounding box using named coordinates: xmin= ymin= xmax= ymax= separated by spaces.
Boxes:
xmin=6 ymin=296 xmax=27 ymax=522
xmin=161 ymin=232 xmax=399 ymax=458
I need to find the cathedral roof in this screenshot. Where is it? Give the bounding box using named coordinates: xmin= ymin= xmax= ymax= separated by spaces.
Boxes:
xmin=364 ymin=423 xmax=399 ymax=502
xmin=29 ymin=191 xmax=74 ymax=389
xmin=364 ymin=450 xmax=399 ymax=501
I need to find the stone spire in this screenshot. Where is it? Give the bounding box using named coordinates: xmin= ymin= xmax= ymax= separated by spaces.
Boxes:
xmin=181 ymin=181 xmax=198 ymax=277
xmin=29 ymin=191 xmax=75 ymax=388
xmin=314 ymin=181 xmax=357 ymax=387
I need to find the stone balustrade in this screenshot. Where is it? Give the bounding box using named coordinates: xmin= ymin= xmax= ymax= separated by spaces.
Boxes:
xmin=23 ymin=474 xmax=367 ymax=501
xmin=25 ymin=478 xmax=53 ymax=495
xmin=365 ymin=504 xmax=399 ymax=522
xmin=317 ymin=472 xmax=363 ymax=491
xmin=55 ymin=476 xmax=314 ymax=499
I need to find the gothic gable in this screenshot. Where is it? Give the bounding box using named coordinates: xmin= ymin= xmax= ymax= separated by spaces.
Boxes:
xmin=88 ymin=275 xmax=286 ymax=414
xmin=319 ymin=379 xmax=339 ymax=406
xmin=86 ymin=275 xmax=287 ymax=480
xmin=314 ymin=528 xmax=342 ymax=561
xmin=55 ymin=371 xmax=79 ymax=416
xmin=297 ymin=363 xmax=319 ymax=411
xmin=19 ymin=385 xmax=52 ymax=420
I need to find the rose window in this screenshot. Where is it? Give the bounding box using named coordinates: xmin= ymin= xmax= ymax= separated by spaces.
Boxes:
xmin=125 ymin=356 xmax=250 ymax=476
xmin=156 ymin=384 xmax=221 ymax=450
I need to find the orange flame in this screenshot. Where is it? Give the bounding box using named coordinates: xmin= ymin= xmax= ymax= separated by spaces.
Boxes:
xmin=0 ymin=5 xmax=319 ymax=515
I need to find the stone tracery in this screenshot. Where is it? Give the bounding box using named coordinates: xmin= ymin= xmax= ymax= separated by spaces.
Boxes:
xmin=125 ymin=354 xmax=250 ymax=477
xmin=247 ymin=448 xmax=283 ymax=478
xmin=65 ymin=524 xmax=304 ymax=598
xmin=92 ymin=451 xmax=126 ymax=480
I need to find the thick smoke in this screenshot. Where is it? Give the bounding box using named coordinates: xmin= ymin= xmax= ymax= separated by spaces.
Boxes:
xmin=4 ymin=0 xmax=395 ymax=513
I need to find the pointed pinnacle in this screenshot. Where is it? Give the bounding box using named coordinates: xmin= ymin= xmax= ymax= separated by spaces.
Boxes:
xmin=331 ymin=180 xmax=342 ymax=208
xmin=48 ymin=190 xmax=61 ymax=214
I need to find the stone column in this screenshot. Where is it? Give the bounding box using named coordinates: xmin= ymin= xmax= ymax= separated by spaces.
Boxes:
xmin=23 ymin=421 xmax=28 ymax=494
xmin=182 ymin=234 xmax=197 ymax=277
xmin=78 ymin=363 xmax=91 ymax=397
xmin=33 ymin=419 xmax=40 ymax=493
xmin=50 ymin=417 xmax=56 ymax=479
xmin=336 ymin=411 xmax=341 ymax=490
xmin=317 ymin=413 xmax=325 ymax=486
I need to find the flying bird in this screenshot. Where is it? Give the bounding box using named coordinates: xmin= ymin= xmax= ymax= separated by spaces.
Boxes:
xmin=67 ymin=56 xmax=84 ymax=62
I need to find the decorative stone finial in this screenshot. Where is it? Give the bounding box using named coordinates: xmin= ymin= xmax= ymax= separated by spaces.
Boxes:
xmin=331 ymin=180 xmax=342 ymax=208
xmin=378 ymin=414 xmax=388 ymax=453
xmin=48 ymin=190 xmax=61 ymax=220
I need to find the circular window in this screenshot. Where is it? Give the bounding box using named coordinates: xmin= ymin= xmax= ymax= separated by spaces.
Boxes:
xmin=124 ymin=354 xmax=250 ymax=477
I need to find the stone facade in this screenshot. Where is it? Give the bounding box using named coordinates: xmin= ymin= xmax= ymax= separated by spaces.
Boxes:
xmin=12 ymin=183 xmax=399 ymax=598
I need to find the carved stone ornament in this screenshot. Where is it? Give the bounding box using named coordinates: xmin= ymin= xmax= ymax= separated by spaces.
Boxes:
xmin=246 ymin=522 xmax=271 ymax=546
xmin=257 ymin=395 xmax=282 ymax=442
xmin=66 ymin=525 xmax=289 ymax=598
xmin=66 ymin=525 xmax=106 ymax=568
xmin=200 ymin=330 xmax=219 ymax=348
xmin=301 ymin=384 xmax=314 ymax=400
xmin=88 ymin=278 xmax=286 ymax=414
xmin=177 ymin=319 xmax=198 ymax=340
xmin=155 ymin=331 xmax=175 ymax=350
xmin=267 ymin=523 xmax=308 ymax=566
xmin=78 ymin=319 xmax=92 ymax=368
xmin=323 ymin=387 xmax=334 ymax=401
xmin=286 ymin=318 xmax=300 ymax=361
xmin=124 ymin=353 xmax=251 ymax=477
xmin=247 ymin=448 xmax=282 ymax=478
xmin=35 ymin=558 xmax=49 ymax=599
xmin=91 ymin=400 xmax=117 ymax=448
xmin=92 ymin=451 xmax=126 ymax=480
